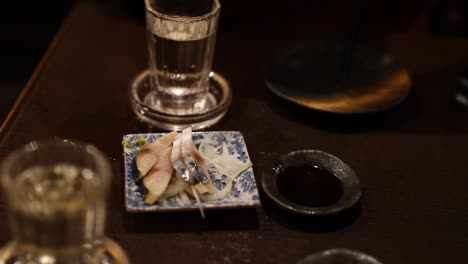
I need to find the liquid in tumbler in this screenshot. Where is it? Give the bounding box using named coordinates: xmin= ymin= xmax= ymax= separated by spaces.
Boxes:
xmin=0 ymin=140 xmax=131 ymax=264
xmin=145 ymin=0 xmax=219 ymax=115
xmin=9 ymin=164 xmax=100 ymax=250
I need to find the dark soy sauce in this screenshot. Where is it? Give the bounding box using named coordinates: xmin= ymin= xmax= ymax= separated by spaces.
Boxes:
xmin=276 ymin=165 xmax=344 ymax=207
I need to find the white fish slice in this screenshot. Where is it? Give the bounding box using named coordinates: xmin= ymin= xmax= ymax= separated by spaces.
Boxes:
xmin=181 ymin=127 xmax=209 ymax=184
xmin=143 ymin=147 xmax=174 ymax=204
xmin=158 ymin=172 xmax=190 ymax=201
xmin=171 ymin=134 xmax=191 ymax=183
xmin=192 ymin=150 xmax=216 ymax=194
xmin=181 ymin=127 xmax=216 ymax=194
xmin=135 ymin=131 xmax=177 ymax=179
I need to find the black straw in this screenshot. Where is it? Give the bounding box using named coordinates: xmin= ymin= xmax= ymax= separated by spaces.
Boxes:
xmin=340 ymin=0 xmax=367 ymax=81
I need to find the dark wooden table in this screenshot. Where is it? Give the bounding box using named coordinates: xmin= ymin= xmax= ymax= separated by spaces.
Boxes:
xmin=1 ymin=1 xmax=468 ymax=263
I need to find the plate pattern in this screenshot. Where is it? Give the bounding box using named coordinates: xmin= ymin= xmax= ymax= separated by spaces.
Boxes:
xmin=123 ymin=131 xmax=260 ymax=212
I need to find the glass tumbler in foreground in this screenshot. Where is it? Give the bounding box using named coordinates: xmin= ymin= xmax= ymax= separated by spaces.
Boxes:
xmin=0 ymin=139 xmax=130 ymax=264
xmin=130 ymin=0 xmax=232 ymax=130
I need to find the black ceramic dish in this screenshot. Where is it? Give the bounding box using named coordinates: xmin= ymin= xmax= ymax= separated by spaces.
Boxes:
xmin=265 ymin=40 xmax=411 ymax=114
xmin=261 ymin=150 xmax=361 ymax=216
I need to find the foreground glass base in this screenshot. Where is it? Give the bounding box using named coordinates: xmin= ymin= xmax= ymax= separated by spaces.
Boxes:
xmin=0 ymin=238 xmax=130 ymax=264
xmin=130 ymin=69 xmax=232 ymax=130
xmin=297 ymin=248 xmax=382 ymax=264
xmin=456 ymin=92 xmax=468 ymax=107
xmin=456 ymin=74 xmax=468 ymax=108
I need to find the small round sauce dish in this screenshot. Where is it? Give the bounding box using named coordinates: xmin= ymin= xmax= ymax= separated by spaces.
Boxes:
xmin=261 ymin=150 xmax=361 ymax=216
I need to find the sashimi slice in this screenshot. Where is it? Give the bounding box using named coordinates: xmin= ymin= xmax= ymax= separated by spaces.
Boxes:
xmin=192 ymin=150 xmax=216 ymax=194
xmin=143 ymin=147 xmax=174 ymax=204
xmin=159 ymin=172 xmax=190 ymax=201
xmin=136 ymin=131 xmax=176 ymax=179
xmin=181 ymin=127 xmax=208 ymax=184
xmin=181 ymin=128 xmax=216 ymax=193
xmin=171 ymin=134 xmax=191 ymax=183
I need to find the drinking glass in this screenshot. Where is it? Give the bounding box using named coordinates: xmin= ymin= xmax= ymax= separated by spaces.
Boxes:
xmin=145 ymin=0 xmax=220 ymax=115
xmin=0 ymin=139 xmax=130 ymax=264
xmin=130 ymin=0 xmax=231 ymax=130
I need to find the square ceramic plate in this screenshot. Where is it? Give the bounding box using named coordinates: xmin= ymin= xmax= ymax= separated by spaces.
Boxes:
xmin=123 ymin=131 xmax=261 ymax=212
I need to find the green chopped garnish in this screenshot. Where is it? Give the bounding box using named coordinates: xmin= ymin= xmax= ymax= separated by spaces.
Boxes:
xmin=137 ymin=136 xmax=146 ymax=147
xmin=121 ymin=139 xmax=130 ymax=148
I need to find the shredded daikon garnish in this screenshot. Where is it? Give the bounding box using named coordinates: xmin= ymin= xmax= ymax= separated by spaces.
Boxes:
xmin=194 ymin=142 xmax=253 ymax=203
xmin=174 ymin=195 xmax=183 ymax=205
xmin=179 ymin=191 xmax=190 ymax=205
xmin=191 ymin=185 xmax=205 ymax=219
xmin=200 ymin=142 xmax=252 ymax=180
xmin=200 ymin=180 xmax=233 ymax=202
xmin=158 ymin=197 xmax=168 ymax=204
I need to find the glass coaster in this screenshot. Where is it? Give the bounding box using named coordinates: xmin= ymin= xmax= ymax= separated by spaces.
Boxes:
xmin=130 ymin=69 xmax=232 ymax=130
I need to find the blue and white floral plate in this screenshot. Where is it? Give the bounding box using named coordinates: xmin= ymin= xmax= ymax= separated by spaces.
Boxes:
xmin=122 ymin=131 xmax=261 ymax=212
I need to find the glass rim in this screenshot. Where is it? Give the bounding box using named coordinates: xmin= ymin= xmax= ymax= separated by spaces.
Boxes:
xmin=144 ymin=0 xmax=220 ymax=22
xmin=0 ymin=138 xmax=112 ymax=189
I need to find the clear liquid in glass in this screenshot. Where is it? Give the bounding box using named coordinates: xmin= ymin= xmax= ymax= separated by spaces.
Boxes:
xmin=145 ymin=15 xmax=218 ymax=115
xmin=0 ymin=164 xmax=129 ymax=264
